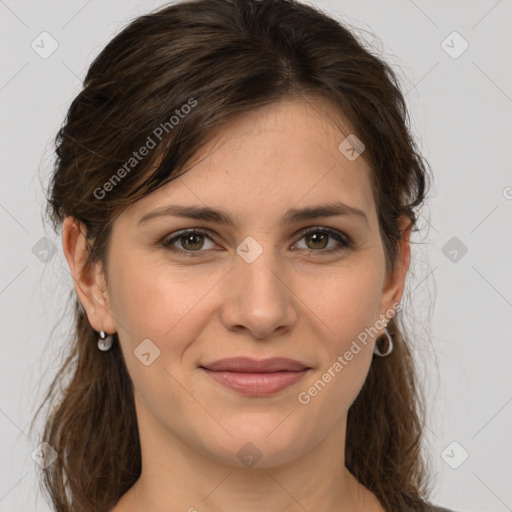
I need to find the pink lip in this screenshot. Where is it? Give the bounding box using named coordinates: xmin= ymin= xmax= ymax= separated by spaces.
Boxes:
xmin=200 ymin=357 xmax=311 ymax=397
xmin=201 ymin=357 xmax=309 ymax=372
xmin=202 ymin=369 xmax=309 ymax=396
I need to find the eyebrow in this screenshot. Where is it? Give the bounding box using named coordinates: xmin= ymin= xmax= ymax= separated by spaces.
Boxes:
xmin=137 ymin=201 xmax=369 ymax=228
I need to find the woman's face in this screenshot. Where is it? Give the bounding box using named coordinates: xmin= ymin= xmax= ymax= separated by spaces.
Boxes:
xmin=72 ymin=95 xmax=410 ymax=469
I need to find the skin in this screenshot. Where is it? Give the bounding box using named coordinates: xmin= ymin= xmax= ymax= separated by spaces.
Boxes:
xmin=63 ymin=95 xmax=411 ymax=512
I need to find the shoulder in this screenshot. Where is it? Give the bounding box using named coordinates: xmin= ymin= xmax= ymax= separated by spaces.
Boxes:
xmin=430 ymin=506 xmax=456 ymax=512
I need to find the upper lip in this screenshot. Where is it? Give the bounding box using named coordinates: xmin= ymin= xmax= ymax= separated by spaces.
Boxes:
xmin=200 ymin=357 xmax=310 ymax=372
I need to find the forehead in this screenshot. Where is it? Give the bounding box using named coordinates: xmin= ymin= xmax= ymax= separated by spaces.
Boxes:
xmin=122 ymin=95 xmax=377 ymax=229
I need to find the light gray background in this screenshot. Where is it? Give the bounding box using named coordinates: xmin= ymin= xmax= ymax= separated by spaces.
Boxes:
xmin=1 ymin=1 xmax=511 ymax=511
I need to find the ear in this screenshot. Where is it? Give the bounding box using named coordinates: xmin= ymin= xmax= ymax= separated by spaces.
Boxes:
xmin=378 ymin=215 xmax=413 ymax=320
xmin=61 ymin=216 xmax=117 ymax=335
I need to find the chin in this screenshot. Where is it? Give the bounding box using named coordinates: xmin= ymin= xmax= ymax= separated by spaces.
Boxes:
xmin=201 ymin=417 xmax=315 ymax=469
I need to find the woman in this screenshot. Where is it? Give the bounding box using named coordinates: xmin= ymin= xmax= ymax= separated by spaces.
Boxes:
xmin=31 ymin=0 xmax=454 ymax=510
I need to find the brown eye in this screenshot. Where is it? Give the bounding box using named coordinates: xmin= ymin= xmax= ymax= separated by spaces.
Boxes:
xmin=162 ymin=229 xmax=216 ymax=254
xmin=177 ymin=232 xmax=206 ymax=251
xmin=304 ymin=231 xmax=329 ymax=250
xmin=294 ymin=227 xmax=351 ymax=255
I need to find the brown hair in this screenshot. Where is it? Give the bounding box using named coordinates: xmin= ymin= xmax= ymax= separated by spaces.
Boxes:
xmin=31 ymin=0 xmax=434 ymax=510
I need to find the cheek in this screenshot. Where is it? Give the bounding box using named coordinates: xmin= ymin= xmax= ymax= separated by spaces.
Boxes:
xmin=296 ymin=264 xmax=382 ymax=408
xmin=107 ymin=259 xmax=216 ymax=420
xmin=308 ymin=262 xmax=383 ymax=346
xmin=109 ymin=254 xmax=222 ymax=344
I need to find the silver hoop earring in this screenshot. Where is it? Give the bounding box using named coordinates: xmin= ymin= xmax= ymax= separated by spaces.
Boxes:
xmin=98 ymin=330 xmax=114 ymax=351
xmin=373 ymin=326 xmax=393 ymax=357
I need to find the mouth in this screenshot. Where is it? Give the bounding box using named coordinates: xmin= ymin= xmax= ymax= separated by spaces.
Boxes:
xmin=199 ymin=357 xmax=311 ymax=397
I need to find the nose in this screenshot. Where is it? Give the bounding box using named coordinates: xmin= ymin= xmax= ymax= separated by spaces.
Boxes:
xmin=219 ymin=245 xmax=298 ymax=340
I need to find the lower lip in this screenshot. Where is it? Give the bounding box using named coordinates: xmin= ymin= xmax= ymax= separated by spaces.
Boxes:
xmin=201 ymin=369 xmax=309 ymax=396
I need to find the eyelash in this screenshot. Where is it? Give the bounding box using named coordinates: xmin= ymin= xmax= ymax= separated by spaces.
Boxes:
xmin=160 ymin=226 xmax=352 ymax=258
